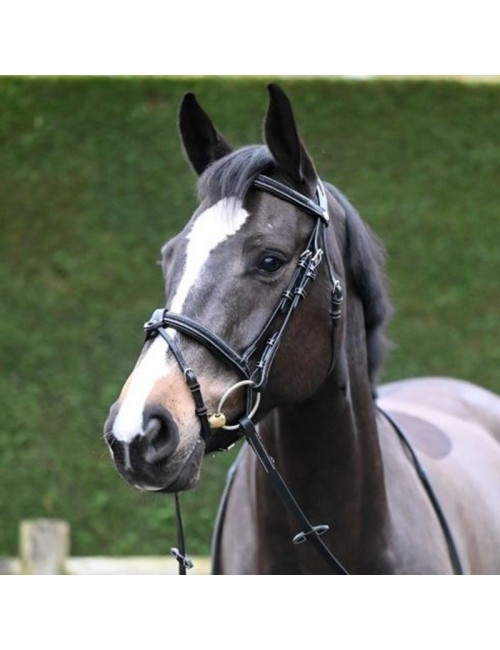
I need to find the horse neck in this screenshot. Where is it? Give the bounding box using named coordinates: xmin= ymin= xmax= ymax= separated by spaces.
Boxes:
xmin=260 ymin=294 xmax=389 ymax=573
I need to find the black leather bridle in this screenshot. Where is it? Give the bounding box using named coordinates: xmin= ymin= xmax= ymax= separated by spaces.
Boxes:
xmin=144 ymin=174 xmax=343 ymax=454
xmin=143 ymin=174 xmax=348 ymax=574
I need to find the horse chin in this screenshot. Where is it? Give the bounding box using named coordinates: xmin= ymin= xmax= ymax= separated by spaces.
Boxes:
xmin=158 ymin=444 xmax=205 ymax=493
xmin=122 ymin=437 xmax=205 ymax=494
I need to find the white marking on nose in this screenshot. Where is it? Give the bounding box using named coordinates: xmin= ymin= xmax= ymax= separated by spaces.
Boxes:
xmin=112 ymin=197 xmax=250 ymax=443
xmin=112 ymin=336 xmax=169 ymax=443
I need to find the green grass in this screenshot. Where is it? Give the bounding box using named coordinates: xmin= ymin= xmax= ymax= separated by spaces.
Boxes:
xmin=1 ymin=77 xmax=499 ymax=558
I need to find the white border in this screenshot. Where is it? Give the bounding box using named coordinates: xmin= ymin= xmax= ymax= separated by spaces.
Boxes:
xmin=1 ymin=576 xmax=496 ymax=648
xmin=0 ymin=1 xmax=498 ymax=76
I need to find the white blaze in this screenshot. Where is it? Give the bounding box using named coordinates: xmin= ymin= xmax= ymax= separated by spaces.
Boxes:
xmin=112 ymin=198 xmax=250 ymax=442
xmin=170 ymin=198 xmax=249 ymax=313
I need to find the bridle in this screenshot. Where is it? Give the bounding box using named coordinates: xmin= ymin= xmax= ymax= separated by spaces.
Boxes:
xmin=141 ymin=174 xmax=464 ymax=576
xmin=144 ymin=173 xmax=348 ymax=574
xmin=144 ymin=174 xmax=343 ymax=454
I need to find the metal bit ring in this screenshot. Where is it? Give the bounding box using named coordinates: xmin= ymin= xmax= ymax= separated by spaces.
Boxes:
xmin=213 ymin=380 xmax=261 ymax=431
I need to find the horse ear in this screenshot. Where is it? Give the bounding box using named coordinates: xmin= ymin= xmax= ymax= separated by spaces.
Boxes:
xmin=179 ymin=92 xmax=233 ymax=175
xmin=264 ymin=84 xmax=317 ymax=185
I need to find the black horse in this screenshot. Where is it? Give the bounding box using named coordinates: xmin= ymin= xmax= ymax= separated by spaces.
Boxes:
xmin=104 ymin=85 xmax=500 ymax=574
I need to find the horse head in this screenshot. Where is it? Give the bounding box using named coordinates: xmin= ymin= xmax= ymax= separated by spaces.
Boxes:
xmin=103 ymin=85 xmax=346 ymax=493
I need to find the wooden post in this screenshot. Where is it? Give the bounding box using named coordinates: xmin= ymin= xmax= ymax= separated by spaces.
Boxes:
xmin=20 ymin=519 xmax=70 ymax=575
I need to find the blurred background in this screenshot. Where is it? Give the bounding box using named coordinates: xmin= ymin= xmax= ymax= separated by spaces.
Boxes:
xmin=1 ymin=76 xmax=499 ymax=560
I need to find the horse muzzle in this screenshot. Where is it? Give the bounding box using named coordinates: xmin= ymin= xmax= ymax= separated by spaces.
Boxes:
xmin=104 ymin=402 xmax=205 ymax=492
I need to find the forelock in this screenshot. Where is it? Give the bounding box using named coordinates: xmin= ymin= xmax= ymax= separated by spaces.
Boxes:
xmin=197 ymin=145 xmax=274 ymax=203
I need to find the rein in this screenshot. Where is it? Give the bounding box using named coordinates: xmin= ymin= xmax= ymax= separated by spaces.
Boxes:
xmin=143 ymin=174 xmax=462 ymax=575
xmin=377 ymin=408 xmax=464 ymax=575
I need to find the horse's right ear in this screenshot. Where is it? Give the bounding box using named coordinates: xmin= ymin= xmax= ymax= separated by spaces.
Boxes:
xmin=264 ymin=84 xmax=317 ymax=186
xmin=179 ymin=93 xmax=233 ymax=175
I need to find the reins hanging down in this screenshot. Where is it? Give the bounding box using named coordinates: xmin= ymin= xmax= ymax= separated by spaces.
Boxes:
xmin=170 ymin=493 xmax=193 ymax=575
xmin=238 ymin=415 xmax=349 ymax=575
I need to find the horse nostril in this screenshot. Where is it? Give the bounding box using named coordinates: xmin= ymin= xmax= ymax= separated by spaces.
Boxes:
xmin=143 ymin=413 xmax=179 ymax=464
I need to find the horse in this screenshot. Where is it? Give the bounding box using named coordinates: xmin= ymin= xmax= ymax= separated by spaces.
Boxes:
xmin=104 ymin=84 xmax=500 ymax=574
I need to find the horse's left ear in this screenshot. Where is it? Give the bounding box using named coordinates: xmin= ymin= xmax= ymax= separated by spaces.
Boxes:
xmin=264 ymin=84 xmax=317 ymax=185
xmin=179 ymin=92 xmax=233 ymax=175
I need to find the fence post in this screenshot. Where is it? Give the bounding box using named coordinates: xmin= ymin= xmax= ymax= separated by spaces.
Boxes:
xmin=20 ymin=519 xmax=70 ymax=575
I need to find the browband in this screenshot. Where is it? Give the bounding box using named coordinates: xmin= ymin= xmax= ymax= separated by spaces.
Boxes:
xmin=253 ymin=175 xmax=329 ymax=224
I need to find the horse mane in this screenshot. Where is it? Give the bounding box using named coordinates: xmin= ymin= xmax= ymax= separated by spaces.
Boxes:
xmin=326 ymin=182 xmax=393 ymax=387
xmin=197 ymin=145 xmax=392 ymax=389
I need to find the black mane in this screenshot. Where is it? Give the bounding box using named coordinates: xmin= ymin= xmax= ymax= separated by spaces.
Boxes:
xmin=326 ymin=183 xmax=393 ymax=386
xmin=197 ymin=145 xmax=392 ymax=388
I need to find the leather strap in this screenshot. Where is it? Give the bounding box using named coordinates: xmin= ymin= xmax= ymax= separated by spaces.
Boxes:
xmin=145 ymin=317 xmax=212 ymax=444
xmin=239 ymin=415 xmax=349 ymax=574
xmin=170 ymin=493 xmax=193 ymax=574
xmin=146 ymin=311 xmax=251 ymax=379
xmin=377 ymin=407 xmax=464 ymax=575
xmin=253 ymin=175 xmax=329 ymax=223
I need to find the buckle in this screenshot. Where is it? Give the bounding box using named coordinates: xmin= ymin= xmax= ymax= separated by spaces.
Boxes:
xmin=144 ymin=308 xmax=166 ymax=332
xmin=170 ymin=547 xmax=194 ymax=570
xmin=292 ymin=524 xmax=330 ymax=545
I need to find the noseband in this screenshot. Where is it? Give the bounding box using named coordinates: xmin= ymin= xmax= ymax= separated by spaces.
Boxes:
xmin=144 ymin=174 xmax=343 ymax=453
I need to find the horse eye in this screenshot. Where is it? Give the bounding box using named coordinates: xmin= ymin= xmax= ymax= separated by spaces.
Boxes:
xmin=258 ymin=255 xmax=284 ymax=274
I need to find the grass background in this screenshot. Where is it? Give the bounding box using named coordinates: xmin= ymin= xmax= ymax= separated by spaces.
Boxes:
xmin=1 ymin=76 xmax=499 ymax=558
